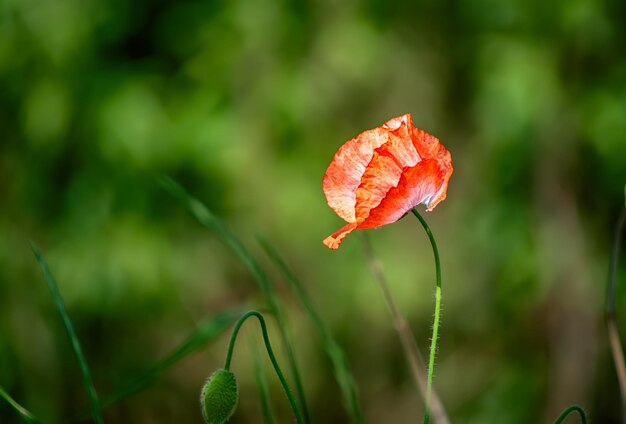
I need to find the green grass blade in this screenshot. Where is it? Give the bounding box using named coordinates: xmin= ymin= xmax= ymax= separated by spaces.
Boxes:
xmin=606 ymin=205 xmax=626 ymax=422
xmin=159 ymin=177 xmax=275 ymax=305
xmin=31 ymin=243 xmax=103 ymax=424
xmin=250 ymin=337 xmax=276 ymax=424
xmin=101 ymin=309 xmax=241 ymax=409
xmin=0 ymin=386 xmax=41 ymax=424
xmin=258 ymin=237 xmax=364 ymax=424
xmin=160 ymin=177 xmax=310 ymax=423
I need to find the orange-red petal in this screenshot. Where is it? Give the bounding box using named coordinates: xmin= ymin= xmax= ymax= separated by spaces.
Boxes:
xmin=360 ymin=154 xmax=451 ymax=229
xmin=411 ymin=126 xmax=442 ymax=159
xmin=322 ymin=222 xmax=358 ymax=250
xmin=354 ymin=120 xmax=422 ymax=223
xmin=322 ymin=127 xmax=389 ymax=223
xmin=322 ymin=113 xmax=452 ymax=249
xmin=354 ymin=151 xmax=403 ymax=223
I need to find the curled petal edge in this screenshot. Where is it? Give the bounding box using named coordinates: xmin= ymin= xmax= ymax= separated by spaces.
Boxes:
xmin=322 ymin=223 xmax=358 ymax=250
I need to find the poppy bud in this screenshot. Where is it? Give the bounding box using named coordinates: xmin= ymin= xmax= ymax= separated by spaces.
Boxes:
xmin=200 ymin=369 xmax=239 ymax=424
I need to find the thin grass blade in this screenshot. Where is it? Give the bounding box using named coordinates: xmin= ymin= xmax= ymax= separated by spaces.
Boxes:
xmin=0 ymin=386 xmax=41 ymax=424
xmin=160 ymin=176 xmax=310 ymax=423
xmin=607 ymin=205 xmax=626 ymax=423
xmin=101 ymin=309 xmax=241 ymax=409
xmin=250 ymin=337 xmax=277 ymax=424
xmin=258 ymin=237 xmax=363 ymax=424
xmin=362 ymin=233 xmax=449 ymax=424
xmin=31 ymin=242 xmax=103 ymax=424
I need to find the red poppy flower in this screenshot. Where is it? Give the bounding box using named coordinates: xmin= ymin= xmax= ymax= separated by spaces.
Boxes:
xmin=322 ymin=113 xmax=453 ymax=249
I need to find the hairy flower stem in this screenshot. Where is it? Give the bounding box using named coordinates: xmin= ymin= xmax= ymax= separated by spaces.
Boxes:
xmin=224 ymin=311 xmax=304 ymax=424
xmin=362 ymin=234 xmax=449 ymax=424
xmin=411 ymin=209 xmax=442 ymax=424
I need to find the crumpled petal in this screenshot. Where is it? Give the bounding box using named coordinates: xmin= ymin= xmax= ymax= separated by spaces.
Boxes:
xmin=355 ymin=120 xmax=422 ymax=223
xmin=360 ymin=157 xmax=449 ymax=229
xmin=322 ymin=128 xmax=388 ymax=222
xmin=322 ymin=113 xmax=453 ymax=249
xmin=355 ymin=151 xmax=402 ymax=223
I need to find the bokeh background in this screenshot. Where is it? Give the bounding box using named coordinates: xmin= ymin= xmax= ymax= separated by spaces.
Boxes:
xmin=1 ymin=0 xmax=626 ymax=422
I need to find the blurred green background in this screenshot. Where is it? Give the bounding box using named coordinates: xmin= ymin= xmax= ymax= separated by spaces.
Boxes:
xmin=1 ymin=0 xmax=626 ymax=422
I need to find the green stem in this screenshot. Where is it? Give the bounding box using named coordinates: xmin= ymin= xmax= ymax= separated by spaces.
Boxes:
xmin=259 ymin=236 xmax=364 ymax=424
xmin=31 ymin=243 xmax=103 ymax=424
xmin=411 ymin=209 xmax=442 ymax=424
xmin=161 ymin=177 xmax=310 ymax=423
xmin=224 ymin=311 xmax=304 ymax=424
xmin=553 ymin=404 xmax=587 ymax=424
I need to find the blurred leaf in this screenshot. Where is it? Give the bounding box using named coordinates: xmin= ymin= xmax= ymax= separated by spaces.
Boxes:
xmin=160 ymin=176 xmax=311 ymax=423
xmin=250 ymin=337 xmax=276 ymax=424
xmin=101 ymin=309 xmax=241 ymax=410
xmin=0 ymin=386 xmax=41 ymax=424
xmin=31 ymin=242 xmax=103 ymax=424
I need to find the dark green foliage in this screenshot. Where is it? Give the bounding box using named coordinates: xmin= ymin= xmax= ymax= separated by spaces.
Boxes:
xmin=2 ymin=0 xmax=626 ymax=421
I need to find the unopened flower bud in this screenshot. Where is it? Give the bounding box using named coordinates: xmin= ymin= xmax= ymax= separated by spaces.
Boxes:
xmin=200 ymin=369 xmax=238 ymax=424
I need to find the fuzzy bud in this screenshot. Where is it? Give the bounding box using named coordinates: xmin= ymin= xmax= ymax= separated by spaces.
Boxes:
xmin=200 ymin=369 xmax=238 ymax=424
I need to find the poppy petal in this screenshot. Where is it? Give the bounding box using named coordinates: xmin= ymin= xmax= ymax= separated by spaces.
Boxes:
xmin=354 ymin=121 xmax=421 ymax=223
xmin=360 ymin=156 xmax=451 ymax=229
xmin=384 ymin=128 xmax=421 ymax=168
xmin=382 ymin=113 xmax=411 ymax=131
xmin=322 ymin=113 xmax=452 ymax=249
xmin=323 ymin=222 xmax=358 ymax=250
xmin=411 ymin=126 xmax=442 ymax=159
xmin=355 ymin=152 xmax=403 ymax=223
xmin=323 ymin=128 xmax=388 ymax=222
xmin=422 ymin=146 xmax=452 ymax=211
